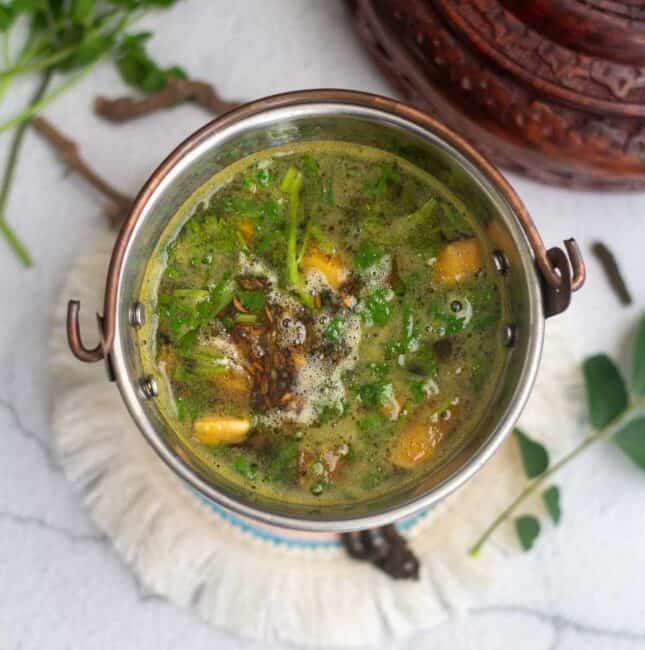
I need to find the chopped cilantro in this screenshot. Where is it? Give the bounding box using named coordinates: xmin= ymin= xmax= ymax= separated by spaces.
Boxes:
xmin=354 ymin=240 xmax=385 ymax=270
xmin=237 ymin=289 xmax=266 ymax=312
xmin=363 ymin=162 xmax=401 ymax=199
xmin=358 ymin=379 xmax=394 ymax=407
xmin=234 ymin=455 xmax=259 ymax=481
xmin=323 ymin=316 xmax=345 ymax=343
xmin=362 ymin=289 xmax=392 ymax=327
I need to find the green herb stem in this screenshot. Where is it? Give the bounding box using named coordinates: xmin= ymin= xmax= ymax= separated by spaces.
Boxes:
xmin=0 ymin=33 xmax=10 ymax=104
xmin=286 ymin=169 xmax=303 ymax=287
xmin=0 ymin=43 xmax=79 ymax=80
xmin=469 ymin=401 xmax=645 ymax=556
xmin=297 ymin=225 xmax=311 ymax=265
xmin=283 ymin=168 xmax=314 ymax=308
xmin=0 ymin=63 xmax=95 ymax=135
xmin=0 ymin=218 xmax=32 ymax=266
xmin=0 ymin=70 xmax=52 ymax=266
xmin=235 ymin=313 xmax=257 ymax=324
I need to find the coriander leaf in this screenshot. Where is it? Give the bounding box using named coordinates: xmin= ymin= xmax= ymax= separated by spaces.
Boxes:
xmin=323 ymin=316 xmax=344 ymax=343
xmin=71 ymin=0 xmax=94 ymax=23
xmin=515 ymin=515 xmax=540 ymax=552
xmin=354 ymin=241 xmax=384 ymax=270
xmin=115 ymin=30 xmax=183 ymax=93
xmin=61 ymin=33 xmax=114 ymax=69
xmin=237 ymin=289 xmax=265 ymax=313
xmin=363 ymin=162 xmax=400 ymax=199
xmin=0 ymin=5 xmax=15 ymax=30
xmin=542 ymin=486 xmax=561 ymax=524
xmin=613 ymin=416 xmax=645 ymax=471
xmin=209 ymin=274 xmax=235 ymax=316
xmin=357 ymin=412 xmax=393 ymax=436
xmin=233 ymin=455 xmax=258 ymax=481
xmin=583 ymin=354 xmax=628 ymax=429
xmin=357 ymin=379 xmax=394 ymax=407
xmin=515 ymin=429 xmax=549 ymax=479
xmin=361 ymin=289 xmax=392 ymax=327
xmin=632 ymin=314 xmax=645 ymax=395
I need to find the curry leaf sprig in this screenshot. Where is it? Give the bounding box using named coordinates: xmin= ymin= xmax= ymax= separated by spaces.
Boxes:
xmin=470 ymin=313 xmax=645 ymax=555
xmin=0 ymin=0 xmax=187 ymax=266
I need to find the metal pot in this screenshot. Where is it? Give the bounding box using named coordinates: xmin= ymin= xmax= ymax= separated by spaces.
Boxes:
xmin=66 ymin=90 xmax=584 ymax=534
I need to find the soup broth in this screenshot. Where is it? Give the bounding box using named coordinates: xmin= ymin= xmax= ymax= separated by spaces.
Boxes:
xmin=143 ymin=141 xmax=509 ymax=506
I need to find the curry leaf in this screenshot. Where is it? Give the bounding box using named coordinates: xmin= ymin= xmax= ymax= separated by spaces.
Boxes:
xmin=583 ymin=354 xmax=628 ymax=429
xmin=515 ymin=515 xmax=540 ymax=552
xmin=515 ymin=429 xmax=549 ymax=479
xmin=613 ymin=417 xmax=645 ymax=471
xmin=542 ymin=486 xmax=561 ymax=524
xmin=632 ymin=315 xmax=645 ymax=395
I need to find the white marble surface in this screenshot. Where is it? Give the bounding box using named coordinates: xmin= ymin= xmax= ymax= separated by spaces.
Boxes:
xmin=1 ymin=1 xmax=644 ymax=648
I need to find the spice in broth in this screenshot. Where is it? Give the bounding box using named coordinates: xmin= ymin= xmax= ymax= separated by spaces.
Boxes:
xmin=144 ymin=141 xmax=508 ymax=506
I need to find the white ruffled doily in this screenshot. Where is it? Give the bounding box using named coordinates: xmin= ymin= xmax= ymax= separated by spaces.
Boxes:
xmin=50 ymin=228 xmax=583 ymax=648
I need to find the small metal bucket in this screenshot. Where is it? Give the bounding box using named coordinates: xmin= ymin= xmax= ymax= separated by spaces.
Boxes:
xmin=66 ymin=90 xmax=584 ymax=534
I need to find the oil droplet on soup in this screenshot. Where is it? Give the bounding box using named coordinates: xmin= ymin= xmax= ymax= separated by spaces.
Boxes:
xmin=144 ymin=142 xmax=509 ymax=507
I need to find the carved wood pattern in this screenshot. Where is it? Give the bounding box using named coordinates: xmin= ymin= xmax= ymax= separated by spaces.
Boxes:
xmin=350 ymin=0 xmax=645 ymax=189
xmin=437 ymin=0 xmax=645 ymax=108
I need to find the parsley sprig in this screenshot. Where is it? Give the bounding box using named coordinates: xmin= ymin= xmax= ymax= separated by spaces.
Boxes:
xmin=0 ymin=0 xmax=187 ymax=266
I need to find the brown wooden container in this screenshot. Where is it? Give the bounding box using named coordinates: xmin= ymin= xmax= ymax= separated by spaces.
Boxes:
xmin=350 ymin=0 xmax=645 ymax=189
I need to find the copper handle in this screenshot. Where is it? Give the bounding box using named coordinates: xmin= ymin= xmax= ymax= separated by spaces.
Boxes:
xmin=531 ymin=235 xmax=585 ymax=293
xmin=512 ymin=198 xmax=585 ymax=317
xmin=67 ymin=300 xmax=104 ymax=362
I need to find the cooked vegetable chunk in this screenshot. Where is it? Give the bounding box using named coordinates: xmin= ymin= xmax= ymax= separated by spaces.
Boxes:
xmin=300 ymin=245 xmax=347 ymax=289
xmin=390 ymin=405 xmax=458 ymax=469
xmin=238 ymin=220 xmax=254 ymax=242
xmin=390 ymin=420 xmax=440 ymax=469
xmin=193 ymin=415 xmax=251 ymax=445
xmin=433 ymin=238 xmax=482 ymax=285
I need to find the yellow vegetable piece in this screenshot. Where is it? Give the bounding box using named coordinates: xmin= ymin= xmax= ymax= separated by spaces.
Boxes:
xmin=300 ymin=246 xmax=347 ymax=289
xmin=433 ymin=238 xmax=482 ymax=285
xmin=193 ymin=415 xmax=251 ymax=445
xmin=390 ymin=420 xmax=441 ymax=469
xmin=238 ymin=220 xmax=254 ymax=242
xmin=390 ymin=405 xmax=458 ymax=469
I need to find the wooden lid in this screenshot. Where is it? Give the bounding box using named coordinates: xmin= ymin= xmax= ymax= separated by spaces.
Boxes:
xmin=349 ymin=0 xmax=645 ymax=188
xmin=434 ymin=0 xmax=645 ymax=116
xmin=504 ymin=1 xmax=645 ymax=65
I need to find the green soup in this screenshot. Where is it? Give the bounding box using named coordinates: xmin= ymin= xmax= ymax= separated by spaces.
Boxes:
xmin=144 ymin=141 xmax=509 ymax=506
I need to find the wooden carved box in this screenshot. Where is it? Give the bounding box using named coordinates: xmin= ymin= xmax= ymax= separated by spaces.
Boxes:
xmin=350 ymin=0 xmax=645 ymax=189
